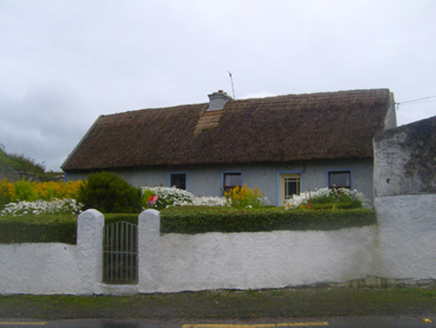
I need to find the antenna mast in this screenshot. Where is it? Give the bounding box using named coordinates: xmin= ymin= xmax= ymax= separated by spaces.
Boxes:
xmin=228 ymin=71 xmax=236 ymax=99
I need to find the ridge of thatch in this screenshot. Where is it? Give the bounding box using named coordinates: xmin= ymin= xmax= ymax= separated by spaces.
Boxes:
xmin=62 ymin=89 xmax=392 ymax=171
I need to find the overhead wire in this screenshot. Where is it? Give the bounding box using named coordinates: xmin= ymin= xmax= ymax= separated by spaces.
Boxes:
xmin=396 ymin=95 xmax=436 ymax=110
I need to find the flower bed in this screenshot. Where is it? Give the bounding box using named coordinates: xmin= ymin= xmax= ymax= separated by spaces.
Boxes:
xmin=286 ymin=187 xmax=369 ymax=209
xmin=1 ymin=198 xmax=83 ymax=216
xmin=141 ymin=186 xmax=226 ymax=209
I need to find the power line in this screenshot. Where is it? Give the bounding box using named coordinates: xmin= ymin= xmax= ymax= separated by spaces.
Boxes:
xmin=396 ymin=95 xmax=436 ymax=110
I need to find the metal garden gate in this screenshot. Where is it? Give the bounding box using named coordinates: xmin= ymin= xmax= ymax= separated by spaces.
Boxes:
xmin=103 ymin=221 xmax=138 ymax=284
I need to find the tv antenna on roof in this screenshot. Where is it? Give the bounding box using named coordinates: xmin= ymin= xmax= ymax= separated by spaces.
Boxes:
xmin=228 ymin=71 xmax=236 ymax=99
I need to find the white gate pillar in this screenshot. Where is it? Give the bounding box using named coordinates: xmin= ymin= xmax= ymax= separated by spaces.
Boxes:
xmin=76 ymin=209 xmax=105 ymax=294
xmin=138 ymin=209 xmax=160 ymax=293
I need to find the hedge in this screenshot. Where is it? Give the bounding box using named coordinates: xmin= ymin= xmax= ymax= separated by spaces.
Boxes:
xmin=0 ymin=215 xmax=78 ymax=244
xmin=160 ymin=206 xmax=377 ymax=234
xmin=0 ymin=213 xmax=138 ymax=245
xmin=0 ymin=208 xmax=376 ymax=244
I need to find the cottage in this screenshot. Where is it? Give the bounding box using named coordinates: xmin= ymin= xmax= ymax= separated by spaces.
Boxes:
xmin=62 ymin=89 xmax=396 ymax=206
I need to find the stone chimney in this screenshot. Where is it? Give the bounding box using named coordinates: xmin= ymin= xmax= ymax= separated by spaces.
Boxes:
xmin=207 ymin=90 xmax=232 ymax=111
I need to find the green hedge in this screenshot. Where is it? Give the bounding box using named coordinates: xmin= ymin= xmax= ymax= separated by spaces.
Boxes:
xmin=160 ymin=206 xmax=377 ymax=234
xmin=0 ymin=215 xmax=78 ymax=244
xmin=0 ymin=208 xmax=376 ymax=244
xmin=0 ymin=213 xmax=138 ymax=244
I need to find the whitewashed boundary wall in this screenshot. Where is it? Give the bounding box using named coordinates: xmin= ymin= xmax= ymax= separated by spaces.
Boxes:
xmin=0 ymin=209 xmax=104 ymax=295
xmin=138 ymin=210 xmax=376 ymax=293
xmin=374 ymin=194 xmax=436 ymax=281
xmin=373 ymin=115 xmax=436 ymax=284
xmin=0 ymin=209 xmax=378 ymax=295
xmin=1 ymin=205 xmax=435 ymax=295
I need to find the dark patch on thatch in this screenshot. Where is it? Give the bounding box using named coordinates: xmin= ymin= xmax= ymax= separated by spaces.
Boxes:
xmin=62 ymin=89 xmax=392 ymax=171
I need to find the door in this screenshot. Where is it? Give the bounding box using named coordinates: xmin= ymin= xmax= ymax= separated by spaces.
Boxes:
xmin=279 ymin=173 xmax=302 ymax=206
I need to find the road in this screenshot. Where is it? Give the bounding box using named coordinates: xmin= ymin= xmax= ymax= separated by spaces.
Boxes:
xmin=0 ymin=317 xmax=434 ymax=327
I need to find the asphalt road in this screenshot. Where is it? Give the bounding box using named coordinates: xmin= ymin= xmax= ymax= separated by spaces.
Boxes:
xmin=0 ymin=316 xmax=435 ymax=328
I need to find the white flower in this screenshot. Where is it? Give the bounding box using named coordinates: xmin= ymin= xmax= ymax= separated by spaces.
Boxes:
xmin=0 ymin=198 xmax=84 ymax=216
xmin=140 ymin=186 xmax=228 ymax=207
xmin=285 ymin=187 xmax=369 ymax=209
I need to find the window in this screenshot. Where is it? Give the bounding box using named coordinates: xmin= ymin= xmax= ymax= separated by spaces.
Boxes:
xmin=223 ymin=172 xmax=242 ymax=192
xmin=170 ymin=173 xmax=186 ymax=190
xmin=279 ymin=173 xmax=302 ymax=206
xmin=328 ymin=171 xmax=351 ymax=189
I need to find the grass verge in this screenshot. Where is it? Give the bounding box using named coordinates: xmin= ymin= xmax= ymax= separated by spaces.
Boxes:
xmin=0 ymin=287 xmax=435 ymax=320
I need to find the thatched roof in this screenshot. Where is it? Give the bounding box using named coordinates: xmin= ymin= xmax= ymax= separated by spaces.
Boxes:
xmin=62 ymin=89 xmax=392 ymax=171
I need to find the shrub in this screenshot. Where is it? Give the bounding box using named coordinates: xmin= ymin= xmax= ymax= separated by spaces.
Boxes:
xmin=160 ymin=206 xmax=377 ymax=234
xmin=78 ymin=172 xmax=142 ymax=213
xmin=0 ymin=178 xmax=15 ymax=209
xmin=14 ymin=180 xmax=37 ymax=202
xmin=286 ymin=187 xmax=369 ymax=210
xmin=0 ymin=179 xmax=85 ymax=208
xmin=31 ymin=180 xmax=84 ymax=201
xmin=141 ymin=186 xmax=196 ymax=210
xmin=1 ymin=198 xmax=83 ymax=216
xmin=0 ymin=213 xmax=139 ymax=244
xmin=141 ymin=186 xmax=228 ymax=209
xmin=223 ymin=184 xmax=265 ymax=209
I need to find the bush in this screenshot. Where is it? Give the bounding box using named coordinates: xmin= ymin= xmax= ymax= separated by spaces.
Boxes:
xmin=286 ymin=188 xmax=370 ymax=209
xmin=140 ymin=186 xmax=199 ymax=210
xmin=0 ymin=178 xmax=15 ymax=209
xmin=0 ymin=213 xmax=139 ymax=244
xmin=31 ymin=180 xmax=84 ymax=201
xmin=223 ymin=184 xmax=264 ymax=209
xmin=141 ymin=186 xmax=227 ymax=209
xmin=14 ymin=180 xmax=37 ymax=202
xmin=0 ymin=214 xmax=78 ymax=244
xmin=78 ymin=172 xmax=142 ymax=213
xmin=1 ymin=198 xmax=83 ymax=216
xmin=0 ymin=179 xmax=84 ymax=210
xmin=160 ymin=206 xmax=377 ymax=234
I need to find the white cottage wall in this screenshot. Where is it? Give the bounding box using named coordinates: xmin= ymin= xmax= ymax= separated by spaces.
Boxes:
xmin=65 ymin=158 xmax=375 ymax=206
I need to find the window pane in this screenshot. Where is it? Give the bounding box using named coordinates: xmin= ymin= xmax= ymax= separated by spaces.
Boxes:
xmin=329 ymin=171 xmax=351 ymax=188
xmin=284 ymin=176 xmax=301 ymax=200
xmin=224 ymin=173 xmax=241 ymax=191
xmin=170 ymin=174 xmax=186 ymax=190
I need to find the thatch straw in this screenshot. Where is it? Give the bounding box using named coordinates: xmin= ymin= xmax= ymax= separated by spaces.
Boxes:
xmin=62 ymin=89 xmax=391 ymax=171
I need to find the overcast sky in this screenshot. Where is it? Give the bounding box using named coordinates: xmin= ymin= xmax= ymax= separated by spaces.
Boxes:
xmin=1 ymin=0 xmax=435 ymax=171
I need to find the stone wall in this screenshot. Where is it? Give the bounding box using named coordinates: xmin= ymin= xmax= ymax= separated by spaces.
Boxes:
xmin=373 ymin=115 xmax=436 ymax=284
xmin=0 ymin=166 xmax=64 ymax=182
xmin=374 ymin=115 xmax=436 ymax=197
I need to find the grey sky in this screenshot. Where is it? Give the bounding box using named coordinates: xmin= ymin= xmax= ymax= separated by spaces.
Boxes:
xmin=1 ymin=0 xmax=435 ymax=171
